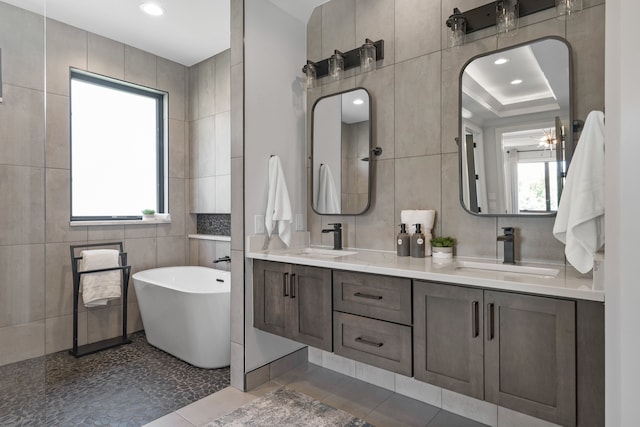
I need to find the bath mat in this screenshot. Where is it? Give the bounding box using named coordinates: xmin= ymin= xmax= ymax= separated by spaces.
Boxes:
xmin=205 ymin=387 xmax=373 ymax=426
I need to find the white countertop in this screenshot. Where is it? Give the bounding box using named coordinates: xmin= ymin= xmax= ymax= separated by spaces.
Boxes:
xmin=246 ymin=238 xmax=604 ymax=302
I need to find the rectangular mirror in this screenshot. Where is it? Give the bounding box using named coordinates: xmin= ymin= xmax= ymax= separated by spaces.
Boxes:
xmin=312 ymin=88 xmax=372 ymax=215
xmin=459 ymin=37 xmax=573 ymax=216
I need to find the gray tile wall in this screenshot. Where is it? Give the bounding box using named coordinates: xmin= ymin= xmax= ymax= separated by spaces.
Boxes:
xmin=229 ymin=0 xmax=245 ymax=391
xmin=0 ymin=2 xmax=194 ymax=365
xmin=189 ymin=50 xmax=232 ymax=214
xmin=307 ymin=0 xmax=605 ymax=263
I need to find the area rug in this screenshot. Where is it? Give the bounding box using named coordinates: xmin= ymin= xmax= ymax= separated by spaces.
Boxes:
xmin=206 ymin=387 xmax=374 ymax=426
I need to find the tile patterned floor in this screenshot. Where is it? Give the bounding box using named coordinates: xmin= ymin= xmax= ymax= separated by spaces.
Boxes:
xmin=148 ymin=363 xmax=488 ymax=427
xmin=0 ymin=332 xmax=230 ymax=426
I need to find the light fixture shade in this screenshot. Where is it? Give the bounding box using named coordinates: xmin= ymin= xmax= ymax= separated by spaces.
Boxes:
xmin=329 ymin=50 xmax=344 ymax=81
xmin=303 ymin=61 xmax=316 ymax=89
xmin=556 ymin=0 xmax=583 ymax=19
xmin=496 ymin=0 xmax=519 ymax=37
xmin=446 ymin=9 xmax=467 ymax=48
xmin=360 ymin=40 xmax=377 ymax=73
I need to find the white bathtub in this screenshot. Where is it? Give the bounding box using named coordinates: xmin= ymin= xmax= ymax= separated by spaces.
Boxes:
xmin=133 ymin=266 xmax=230 ymax=369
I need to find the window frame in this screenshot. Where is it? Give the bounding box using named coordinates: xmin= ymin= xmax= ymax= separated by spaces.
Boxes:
xmin=69 ymin=68 xmax=168 ymax=222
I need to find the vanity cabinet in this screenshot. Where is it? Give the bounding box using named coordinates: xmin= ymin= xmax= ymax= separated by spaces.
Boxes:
xmin=253 ymin=260 xmax=332 ymax=351
xmin=414 ymin=280 xmax=576 ymax=426
xmin=413 ymin=281 xmax=484 ymax=399
xmin=333 ymin=271 xmax=412 ymax=376
xmin=484 ymin=290 xmax=576 ymax=427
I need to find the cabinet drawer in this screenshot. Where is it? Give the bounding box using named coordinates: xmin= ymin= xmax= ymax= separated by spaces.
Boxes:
xmin=334 ymin=311 xmax=412 ymax=376
xmin=333 ymin=271 xmax=412 ymax=325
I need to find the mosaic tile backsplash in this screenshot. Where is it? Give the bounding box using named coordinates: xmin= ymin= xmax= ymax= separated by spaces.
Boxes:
xmin=197 ymin=214 xmax=231 ymax=235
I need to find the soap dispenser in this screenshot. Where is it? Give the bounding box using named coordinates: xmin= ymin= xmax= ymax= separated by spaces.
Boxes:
xmin=411 ymin=223 xmax=426 ymax=258
xmin=397 ymin=224 xmax=410 ymax=257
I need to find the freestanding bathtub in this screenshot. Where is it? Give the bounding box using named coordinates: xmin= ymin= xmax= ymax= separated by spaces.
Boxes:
xmin=132 ymin=266 xmax=230 ymax=369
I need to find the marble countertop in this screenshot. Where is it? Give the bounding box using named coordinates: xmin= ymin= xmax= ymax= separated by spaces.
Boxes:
xmin=246 ymin=237 xmax=604 ymax=302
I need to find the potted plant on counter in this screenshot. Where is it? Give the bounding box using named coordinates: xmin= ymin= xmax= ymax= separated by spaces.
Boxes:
xmin=141 ymin=209 xmax=156 ymax=220
xmin=431 ymin=236 xmax=454 ymax=260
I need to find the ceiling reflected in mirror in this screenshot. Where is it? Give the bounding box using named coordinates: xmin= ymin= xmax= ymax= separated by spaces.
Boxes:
xmin=459 ymin=37 xmax=572 ymax=217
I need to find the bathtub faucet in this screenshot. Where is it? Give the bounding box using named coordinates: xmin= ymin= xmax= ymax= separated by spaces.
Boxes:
xmin=213 ymin=256 xmax=231 ymax=264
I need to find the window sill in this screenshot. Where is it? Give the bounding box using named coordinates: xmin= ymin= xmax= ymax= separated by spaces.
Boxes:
xmin=188 ymin=234 xmax=231 ymax=242
xmin=70 ymin=219 xmax=171 ymax=227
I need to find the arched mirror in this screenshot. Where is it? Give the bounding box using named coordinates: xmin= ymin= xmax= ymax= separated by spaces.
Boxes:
xmin=311 ymin=87 xmax=372 ymax=215
xmin=459 ymin=37 xmax=573 ymax=216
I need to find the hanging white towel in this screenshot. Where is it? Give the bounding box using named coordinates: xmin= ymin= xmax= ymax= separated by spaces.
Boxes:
xmin=553 ymin=110 xmax=605 ymax=273
xmin=80 ymin=249 xmax=122 ymax=307
xmin=316 ymin=164 xmax=340 ymax=214
xmin=265 ymin=156 xmax=293 ymax=247
xmin=401 ymin=210 xmax=436 ymax=234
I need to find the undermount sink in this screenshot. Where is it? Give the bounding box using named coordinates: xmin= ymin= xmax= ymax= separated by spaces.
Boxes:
xmin=454 ymin=260 xmax=560 ymax=277
xmin=291 ymin=248 xmax=358 ymax=258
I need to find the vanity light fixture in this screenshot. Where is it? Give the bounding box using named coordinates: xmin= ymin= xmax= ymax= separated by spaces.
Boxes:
xmin=446 ymin=8 xmax=467 ymax=48
xmin=360 ymin=39 xmax=377 ymax=72
xmin=302 ymin=39 xmax=385 ymax=81
xmin=444 ymin=0 xmax=554 ymax=40
xmin=556 ymin=0 xmax=583 ymax=19
xmin=302 ymin=60 xmax=316 ymax=89
xmin=140 ymin=2 xmax=164 ymax=16
xmin=496 ymin=0 xmax=519 ymax=37
xmin=328 ymin=50 xmax=344 ymax=81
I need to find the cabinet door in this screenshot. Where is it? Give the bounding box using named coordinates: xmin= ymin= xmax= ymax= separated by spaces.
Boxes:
xmin=413 ymin=281 xmax=484 ymax=399
xmin=485 ymin=291 xmax=576 ymax=427
xmin=287 ymin=264 xmax=333 ymax=351
xmin=253 ymin=260 xmax=289 ymax=337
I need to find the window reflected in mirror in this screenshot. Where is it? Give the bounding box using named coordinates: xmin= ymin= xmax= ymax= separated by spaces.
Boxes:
xmin=459 ymin=37 xmax=572 ymax=216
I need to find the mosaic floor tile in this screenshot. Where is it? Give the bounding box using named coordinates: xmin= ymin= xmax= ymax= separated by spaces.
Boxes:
xmin=0 ymin=332 xmax=229 ymax=426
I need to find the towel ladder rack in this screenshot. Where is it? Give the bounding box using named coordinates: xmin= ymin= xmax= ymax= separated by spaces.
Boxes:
xmin=69 ymin=242 xmax=132 ymax=357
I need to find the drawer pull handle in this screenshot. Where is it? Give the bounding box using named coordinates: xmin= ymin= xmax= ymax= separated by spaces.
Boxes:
xmin=354 ymin=292 xmax=383 ymax=300
xmin=355 ymin=337 xmax=384 ymax=347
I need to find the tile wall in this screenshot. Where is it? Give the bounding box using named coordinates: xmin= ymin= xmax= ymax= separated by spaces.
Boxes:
xmin=229 ymin=0 xmax=246 ymax=390
xmin=307 ymin=0 xmax=605 ymax=264
xmin=189 ymin=51 xmax=232 ymax=213
xmin=0 ymin=1 xmax=233 ymax=365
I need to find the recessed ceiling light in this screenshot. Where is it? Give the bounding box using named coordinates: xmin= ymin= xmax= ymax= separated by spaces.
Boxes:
xmin=510 ymin=79 xmax=523 ymax=85
xmin=140 ymin=2 xmax=164 ymax=16
xmin=353 ymin=99 xmax=364 ymax=105
xmin=494 ymin=58 xmax=509 ymax=65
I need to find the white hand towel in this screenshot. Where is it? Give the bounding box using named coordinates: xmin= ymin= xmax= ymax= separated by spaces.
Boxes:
xmin=553 ymin=111 xmax=605 ymax=273
xmin=265 ymin=156 xmax=293 ymax=247
xmin=80 ymin=249 xmax=121 ymax=307
xmin=316 ymin=164 xmax=340 ymax=214
xmin=401 ymin=210 xmax=436 ymax=234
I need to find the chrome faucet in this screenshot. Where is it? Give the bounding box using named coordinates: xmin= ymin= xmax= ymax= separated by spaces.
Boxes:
xmin=497 ymin=227 xmax=516 ymax=264
xmin=322 ymin=223 xmax=343 ymax=250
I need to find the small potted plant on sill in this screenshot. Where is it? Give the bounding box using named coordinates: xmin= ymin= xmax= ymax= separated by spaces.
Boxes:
xmin=431 ymin=236 xmax=455 ymax=260
xmin=141 ymin=209 xmax=156 ymax=220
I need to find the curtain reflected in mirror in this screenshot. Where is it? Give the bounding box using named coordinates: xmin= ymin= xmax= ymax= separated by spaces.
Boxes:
xmin=312 ymin=88 xmax=372 ymax=215
xmin=459 ymin=37 xmax=572 ymax=216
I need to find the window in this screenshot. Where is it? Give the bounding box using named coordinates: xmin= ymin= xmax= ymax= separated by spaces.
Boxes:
xmin=70 ymin=69 xmax=167 ymax=221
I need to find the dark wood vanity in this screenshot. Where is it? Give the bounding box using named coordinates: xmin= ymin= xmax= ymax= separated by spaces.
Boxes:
xmin=253 ymin=259 xmax=604 ymax=427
